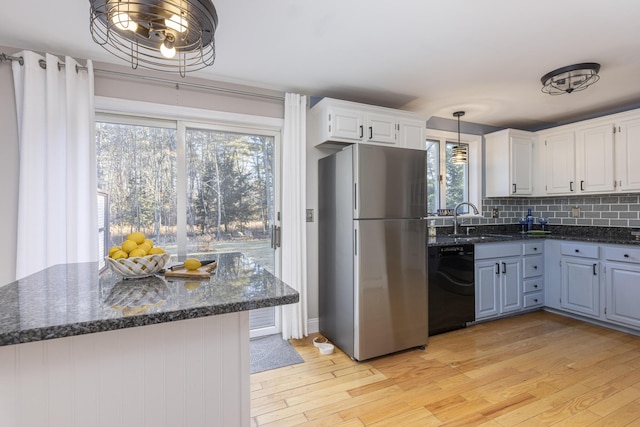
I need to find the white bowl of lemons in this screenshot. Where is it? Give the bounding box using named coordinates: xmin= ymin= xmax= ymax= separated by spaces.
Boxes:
xmin=105 ymin=232 xmax=170 ymax=279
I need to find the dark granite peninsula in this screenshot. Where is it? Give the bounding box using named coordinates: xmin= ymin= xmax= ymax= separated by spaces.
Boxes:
xmin=0 ymin=252 xmax=298 ymax=427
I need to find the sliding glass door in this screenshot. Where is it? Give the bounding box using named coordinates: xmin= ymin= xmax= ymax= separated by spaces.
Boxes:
xmin=96 ymin=115 xmax=282 ymax=337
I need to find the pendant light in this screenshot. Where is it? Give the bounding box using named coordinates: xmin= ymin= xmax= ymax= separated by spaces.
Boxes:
xmin=89 ymin=0 xmax=219 ymax=77
xmin=541 ymin=63 xmax=601 ymax=95
xmin=452 ymin=111 xmax=467 ymax=165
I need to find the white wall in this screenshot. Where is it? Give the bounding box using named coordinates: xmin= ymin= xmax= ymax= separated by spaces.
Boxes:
xmin=304 ymin=127 xmax=341 ymax=322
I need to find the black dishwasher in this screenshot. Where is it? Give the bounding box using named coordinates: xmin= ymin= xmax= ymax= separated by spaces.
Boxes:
xmin=428 ymin=244 xmax=475 ymax=335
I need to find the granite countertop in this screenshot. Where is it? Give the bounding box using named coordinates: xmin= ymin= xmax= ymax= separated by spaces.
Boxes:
xmin=428 ymin=225 xmax=640 ymax=247
xmin=0 ymin=252 xmax=299 ymax=347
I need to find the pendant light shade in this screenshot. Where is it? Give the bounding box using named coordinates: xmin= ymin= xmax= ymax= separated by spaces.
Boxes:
xmin=452 ymin=111 xmax=467 ymax=165
xmin=541 ymin=63 xmax=600 ymax=95
xmin=89 ymin=0 xmax=219 ymax=77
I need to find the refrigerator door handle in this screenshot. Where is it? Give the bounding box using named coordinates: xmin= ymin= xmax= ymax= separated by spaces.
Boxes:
xmin=354 ymin=183 xmax=357 ymax=210
xmin=354 ymin=229 xmax=357 ymax=255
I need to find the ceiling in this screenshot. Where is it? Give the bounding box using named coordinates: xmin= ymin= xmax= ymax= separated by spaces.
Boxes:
xmin=2 ymin=0 xmax=640 ymax=130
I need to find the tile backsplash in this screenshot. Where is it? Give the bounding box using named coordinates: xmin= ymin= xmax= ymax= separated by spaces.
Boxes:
xmin=430 ymin=194 xmax=640 ymax=228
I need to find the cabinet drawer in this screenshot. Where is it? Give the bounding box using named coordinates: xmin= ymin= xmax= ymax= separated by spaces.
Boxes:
xmin=524 ymin=292 xmax=544 ymax=308
xmin=523 ymin=242 xmax=543 ymax=256
xmin=523 ymin=255 xmax=543 ymax=278
xmin=561 ymin=243 xmax=599 ymax=259
xmin=523 ymin=278 xmax=543 ymax=293
xmin=604 ymin=246 xmax=640 ymax=263
xmin=475 ymin=243 xmax=522 ymax=260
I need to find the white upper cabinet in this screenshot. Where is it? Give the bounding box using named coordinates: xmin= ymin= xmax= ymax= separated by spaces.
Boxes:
xmin=308 ymin=98 xmax=427 ymax=149
xmin=485 ymin=129 xmax=534 ymax=197
xmin=489 ymin=108 xmax=640 ymax=197
xmin=575 ymin=123 xmax=615 ymax=193
xmin=617 ymin=117 xmax=640 ymax=192
xmin=544 ymin=131 xmax=576 ymax=194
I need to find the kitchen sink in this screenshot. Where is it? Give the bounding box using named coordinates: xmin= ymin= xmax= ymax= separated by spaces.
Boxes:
xmin=444 ymin=233 xmax=515 ymax=243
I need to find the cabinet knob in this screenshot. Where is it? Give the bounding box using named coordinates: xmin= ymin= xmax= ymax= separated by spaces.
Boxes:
xmin=624 ymin=254 xmax=630 ymax=258
xmin=533 ymin=265 xmax=538 ymax=269
xmin=534 ymin=284 xmax=538 ymax=288
xmin=534 ymin=299 xmax=539 ymax=303
xmin=575 ymin=249 xmax=580 ymax=253
xmin=534 ymin=247 xmax=538 ymax=251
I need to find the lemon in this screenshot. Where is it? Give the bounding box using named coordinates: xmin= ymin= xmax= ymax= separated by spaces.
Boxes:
xmin=138 ymin=242 xmax=152 ymax=253
xmin=112 ymin=250 xmax=128 ymax=260
xmin=121 ymin=239 xmax=138 ymax=253
xmin=183 ymin=258 xmax=202 ymax=271
xmin=108 ymin=246 xmax=121 ymax=257
xmin=144 ymin=239 xmax=154 ymax=248
xmin=148 ymin=247 xmax=165 ymax=254
xmin=127 ymin=232 xmax=146 ymax=245
xmin=129 ymin=248 xmax=147 ymax=258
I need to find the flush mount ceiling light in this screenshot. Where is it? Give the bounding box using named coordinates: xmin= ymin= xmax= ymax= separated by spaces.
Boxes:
xmin=540 ymin=62 xmax=601 ymax=95
xmin=452 ymin=111 xmax=467 ymax=165
xmin=89 ymin=0 xmax=218 ymax=77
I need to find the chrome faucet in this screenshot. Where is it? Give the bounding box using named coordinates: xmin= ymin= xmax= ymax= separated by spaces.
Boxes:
xmin=453 ymin=202 xmax=480 ymax=235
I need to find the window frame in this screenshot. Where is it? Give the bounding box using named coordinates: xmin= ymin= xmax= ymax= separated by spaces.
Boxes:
xmin=425 ymin=129 xmax=482 ymax=217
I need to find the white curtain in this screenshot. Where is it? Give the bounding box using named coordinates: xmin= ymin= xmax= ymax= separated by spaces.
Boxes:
xmin=281 ymin=93 xmax=308 ymax=339
xmin=12 ymin=51 xmax=97 ymax=279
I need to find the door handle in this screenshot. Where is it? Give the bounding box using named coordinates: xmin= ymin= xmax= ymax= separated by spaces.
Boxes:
xmin=359 ymin=125 xmax=364 ymax=138
xmin=369 ymin=126 xmax=373 ymax=139
xmin=495 ymin=263 xmax=500 ymax=275
xmin=270 ymin=225 xmax=281 ymax=249
xmin=512 ymin=183 xmax=516 ymax=193
xmin=580 ymin=180 xmax=585 ymax=191
xmin=502 ymin=262 xmax=506 ymax=274
xmin=570 ymin=181 xmax=574 ymax=191
xmin=593 ymin=263 xmax=597 ymax=275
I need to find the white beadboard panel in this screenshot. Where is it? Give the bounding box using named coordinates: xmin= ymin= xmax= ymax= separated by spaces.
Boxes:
xmin=184 ymin=318 xmax=205 ymax=427
xmin=0 ymin=312 xmax=250 ymax=427
xmin=118 ymin=326 xmax=144 ymax=427
xmin=0 ymin=345 xmax=18 ymax=426
xmin=17 ymin=341 xmax=48 ymax=427
xmin=73 ymin=332 xmax=100 ymax=427
xmin=46 ymin=337 xmax=73 ymax=426
xmin=143 ymin=322 xmax=167 ymax=427
xmin=164 ymin=320 xmax=186 ymax=427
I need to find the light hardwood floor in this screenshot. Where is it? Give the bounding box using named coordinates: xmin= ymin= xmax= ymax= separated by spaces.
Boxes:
xmin=250 ymin=311 xmax=640 ymax=426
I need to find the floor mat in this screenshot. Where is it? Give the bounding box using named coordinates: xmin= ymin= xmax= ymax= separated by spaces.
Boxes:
xmin=250 ymin=334 xmax=304 ymax=374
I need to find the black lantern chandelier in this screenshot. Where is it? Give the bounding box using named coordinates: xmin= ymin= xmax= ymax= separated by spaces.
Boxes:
xmin=540 ymin=63 xmax=601 ymax=95
xmin=89 ymin=0 xmax=219 ymax=77
xmin=452 ymin=111 xmax=467 ymax=165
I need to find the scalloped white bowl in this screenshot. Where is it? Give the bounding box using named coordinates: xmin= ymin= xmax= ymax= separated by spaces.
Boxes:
xmin=105 ymin=253 xmax=170 ymax=278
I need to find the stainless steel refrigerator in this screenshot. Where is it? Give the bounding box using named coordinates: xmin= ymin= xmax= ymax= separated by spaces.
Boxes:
xmin=318 ymin=144 xmax=428 ymax=361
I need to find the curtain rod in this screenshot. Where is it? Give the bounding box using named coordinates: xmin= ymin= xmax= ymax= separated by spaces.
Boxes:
xmin=0 ymin=52 xmax=285 ymax=102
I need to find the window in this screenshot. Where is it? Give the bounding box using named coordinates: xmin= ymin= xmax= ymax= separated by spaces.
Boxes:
xmin=426 ymin=130 xmax=481 ymax=215
xmin=96 ymin=115 xmax=278 ymax=267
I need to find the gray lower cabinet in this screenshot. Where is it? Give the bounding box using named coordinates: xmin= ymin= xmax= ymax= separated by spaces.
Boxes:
xmin=560 ymin=243 xmax=600 ymax=319
xmin=475 ymin=243 xmax=523 ymax=320
xmin=523 ymin=242 xmax=544 ymax=309
xmin=604 ymin=246 xmax=640 ymax=329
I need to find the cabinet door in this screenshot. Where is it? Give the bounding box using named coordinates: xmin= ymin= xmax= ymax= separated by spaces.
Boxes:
xmin=365 ymin=113 xmax=397 ymax=144
xmin=501 ymin=258 xmax=522 ymax=314
xmin=329 ymin=107 xmax=364 ymax=141
xmin=510 ymin=136 xmax=533 ymax=195
xmin=605 ymin=262 xmax=640 ymax=328
xmin=545 ymin=132 xmax=575 ymax=194
xmin=576 ymin=124 xmax=615 ymax=193
xmin=475 ymin=260 xmax=500 ymax=319
xmin=399 ymin=118 xmax=425 ymax=150
xmin=617 ymin=117 xmax=640 ymax=191
xmin=561 ymin=257 xmax=599 ymax=317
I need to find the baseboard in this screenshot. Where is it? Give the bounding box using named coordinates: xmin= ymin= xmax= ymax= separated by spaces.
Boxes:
xmin=307 ymin=317 xmax=319 ymax=334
